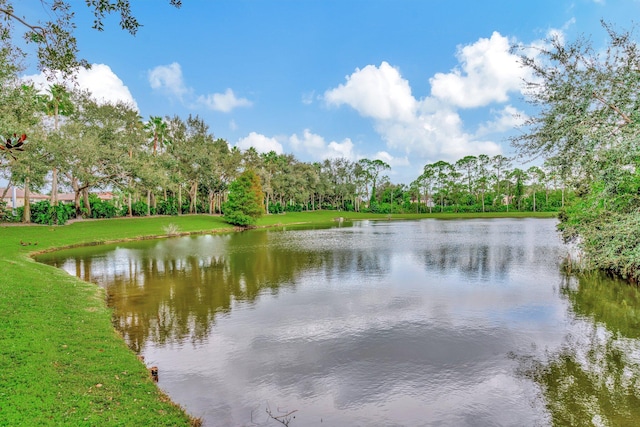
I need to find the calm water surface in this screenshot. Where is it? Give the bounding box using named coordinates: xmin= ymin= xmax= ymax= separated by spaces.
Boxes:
xmin=37 ymin=218 xmax=640 ymax=426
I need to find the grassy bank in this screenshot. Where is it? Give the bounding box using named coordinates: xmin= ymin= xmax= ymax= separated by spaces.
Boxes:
xmin=0 ymin=211 xmax=556 ymax=425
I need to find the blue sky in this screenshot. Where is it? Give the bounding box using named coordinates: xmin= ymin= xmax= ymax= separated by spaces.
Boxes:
xmin=19 ymin=0 xmax=640 ymax=184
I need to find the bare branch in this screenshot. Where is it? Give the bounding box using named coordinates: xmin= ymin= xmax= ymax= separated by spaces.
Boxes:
xmin=265 ymin=405 xmax=298 ymax=426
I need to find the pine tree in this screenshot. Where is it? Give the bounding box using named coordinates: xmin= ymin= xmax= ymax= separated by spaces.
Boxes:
xmin=222 ymin=170 xmax=264 ymax=226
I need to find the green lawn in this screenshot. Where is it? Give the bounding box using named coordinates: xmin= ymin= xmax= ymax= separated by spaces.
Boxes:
xmin=0 ymin=211 xmax=556 ymax=425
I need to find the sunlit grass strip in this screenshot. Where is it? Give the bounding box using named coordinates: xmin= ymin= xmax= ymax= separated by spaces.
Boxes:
xmin=0 ymin=211 xmax=556 ymax=425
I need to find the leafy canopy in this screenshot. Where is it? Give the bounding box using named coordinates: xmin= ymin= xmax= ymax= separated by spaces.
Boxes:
xmin=0 ymin=1 xmax=182 ymax=76
xmin=512 ymin=21 xmax=640 ymax=280
xmin=222 ymin=170 xmax=265 ymax=227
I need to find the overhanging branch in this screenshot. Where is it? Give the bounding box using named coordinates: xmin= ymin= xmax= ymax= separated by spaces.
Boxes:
xmin=0 ymin=7 xmax=47 ymax=38
xmin=592 ymin=90 xmax=632 ymax=125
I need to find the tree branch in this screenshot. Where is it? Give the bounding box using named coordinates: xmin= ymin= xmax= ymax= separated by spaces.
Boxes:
xmin=265 ymin=406 xmax=298 ymax=426
xmin=0 ymin=7 xmax=47 ymax=37
xmin=592 ymin=90 xmax=632 ymax=124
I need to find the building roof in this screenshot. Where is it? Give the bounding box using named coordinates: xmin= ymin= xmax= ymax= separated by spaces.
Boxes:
xmin=57 ymin=192 xmax=115 ymax=201
xmin=0 ymin=187 xmax=48 ymax=200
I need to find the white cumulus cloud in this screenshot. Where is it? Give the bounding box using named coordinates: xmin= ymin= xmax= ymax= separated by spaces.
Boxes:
xmin=374 ymin=151 xmax=409 ymax=168
xmin=289 ymin=129 xmax=356 ymax=160
xmin=475 ymin=105 xmax=528 ymax=137
xmin=429 ymin=32 xmax=527 ymax=108
xmin=24 ymin=64 xmax=138 ymax=109
xmin=148 ymin=62 xmax=190 ymax=99
xmin=236 ymin=132 xmax=283 ymax=154
xmin=149 ymin=62 xmax=252 ymax=113
xmin=197 ymin=88 xmax=252 ymax=112
xmin=323 ymin=53 xmax=508 ymax=165
xmin=324 ymin=61 xmax=417 ymax=122
xmin=327 ymin=139 xmax=355 ymax=159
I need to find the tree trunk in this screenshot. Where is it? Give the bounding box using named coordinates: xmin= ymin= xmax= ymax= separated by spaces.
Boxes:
xmin=127 ymin=178 xmax=132 ymax=217
xmin=22 ymin=178 xmax=30 ymax=223
xmin=545 ymin=186 xmax=549 ymax=205
xmin=533 ymin=191 xmax=536 ymax=212
xmin=146 ymin=189 xmax=151 ymax=216
xmin=83 ymin=188 xmax=91 ymax=217
xmin=189 ymin=181 xmax=198 ymax=214
xmin=72 ymin=178 xmax=81 ymax=215
xmin=193 ymin=183 xmax=197 ymax=214
xmin=51 ymin=167 xmax=58 ymax=206
xmin=178 ymin=186 xmax=182 ymax=215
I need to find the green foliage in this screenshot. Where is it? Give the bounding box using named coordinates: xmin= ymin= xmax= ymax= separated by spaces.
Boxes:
xmin=131 ymin=200 xmax=153 ymax=217
xmin=177 ymin=197 xmax=207 ymax=215
xmin=223 ymin=170 xmax=264 ymax=226
xmin=0 ymin=1 xmax=182 ymax=77
xmin=87 ymin=195 xmax=118 ymax=219
xmin=157 ymin=197 xmax=179 ymax=216
xmin=366 ymin=201 xmax=381 ymax=213
xmin=512 ymin=22 xmax=640 ymax=281
xmin=284 ymin=203 xmax=304 ymax=213
xmin=558 ymin=184 xmax=640 ymax=281
xmin=0 ymin=199 xmax=11 ymax=221
xmin=1 ymin=201 xmax=20 ymax=222
xmin=29 ymin=200 xmax=75 ymax=225
xmin=268 ymin=202 xmax=284 ymax=214
xmin=320 ymin=202 xmax=337 ymax=211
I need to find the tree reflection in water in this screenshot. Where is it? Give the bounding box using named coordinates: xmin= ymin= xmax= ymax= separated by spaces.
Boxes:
xmin=106 ymin=230 xmax=316 ymax=352
xmin=40 ymin=226 xmax=391 ymax=353
xmin=518 ymin=273 xmax=640 ymax=426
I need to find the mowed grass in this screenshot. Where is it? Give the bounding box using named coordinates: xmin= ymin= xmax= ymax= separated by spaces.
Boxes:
xmin=0 ymin=216 xmax=235 ymax=426
xmin=0 ymin=211 xmax=556 ymax=425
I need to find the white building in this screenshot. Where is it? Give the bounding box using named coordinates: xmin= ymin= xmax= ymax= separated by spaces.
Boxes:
xmin=0 ymin=187 xmax=48 ymax=209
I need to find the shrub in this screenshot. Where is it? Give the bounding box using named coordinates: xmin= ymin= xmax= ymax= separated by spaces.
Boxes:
xmin=131 ymin=200 xmax=152 ymax=216
xmin=284 ymin=203 xmax=303 ymax=212
xmin=0 ymin=201 xmax=21 ymax=222
xmin=268 ymin=202 xmax=284 ymax=214
xmin=30 ymin=200 xmax=75 ymax=225
xmin=89 ymin=195 xmax=118 ymax=219
xmin=157 ymin=197 xmax=179 ymax=216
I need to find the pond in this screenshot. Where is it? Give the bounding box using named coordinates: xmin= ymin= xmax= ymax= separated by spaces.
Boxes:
xmin=36 ymin=218 xmax=640 ymax=426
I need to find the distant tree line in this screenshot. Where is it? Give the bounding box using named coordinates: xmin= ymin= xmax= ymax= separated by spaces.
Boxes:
xmin=0 ymin=32 xmax=571 ymax=227
xmin=0 ymin=69 xmax=569 ymax=226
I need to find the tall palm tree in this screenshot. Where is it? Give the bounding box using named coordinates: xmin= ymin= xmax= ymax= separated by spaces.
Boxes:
xmin=145 ymin=115 xmax=168 ymax=155
xmin=40 ymin=84 xmax=73 ymax=206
